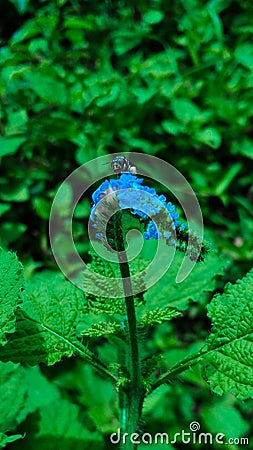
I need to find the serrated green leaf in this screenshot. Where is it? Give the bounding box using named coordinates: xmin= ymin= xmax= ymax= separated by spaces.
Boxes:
xmin=202 ymin=268 xmax=253 ymax=399
xmin=0 ymin=248 xmax=24 ymax=345
xmin=144 ymin=252 xmax=223 ymax=311
xmin=0 ymin=272 xmax=88 ymax=365
xmin=80 ymin=319 xmax=122 ymax=337
xmin=83 ymin=249 xmax=125 ymax=315
xmin=140 ymin=307 xmax=181 ymax=327
xmin=83 ymin=243 xmax=146 ymax=315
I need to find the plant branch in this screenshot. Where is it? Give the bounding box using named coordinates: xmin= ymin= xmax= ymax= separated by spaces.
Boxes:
xmin=150 ymin=329 xmax=253 ymax=393
xmin=23 ymin=313 xmax=118 ymax=384
xmin=150 ymin=347 xmax=206 ymax=392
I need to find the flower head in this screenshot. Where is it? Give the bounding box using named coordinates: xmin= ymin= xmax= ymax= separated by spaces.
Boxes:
xmin=90 ymin=173 xmax=207 ymax=261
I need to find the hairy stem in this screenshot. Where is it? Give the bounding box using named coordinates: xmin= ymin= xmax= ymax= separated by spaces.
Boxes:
xmin=118 ymin=345 xmax=128 ymax=435
xmin=113 ymin=212 xmax=145 ymax=449
xmin=150 ymin=346 xmax=207 ymax=392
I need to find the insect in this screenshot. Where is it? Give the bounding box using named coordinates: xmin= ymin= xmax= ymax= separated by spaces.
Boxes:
xmin=104 ymin=156 xmax=137 ymax=174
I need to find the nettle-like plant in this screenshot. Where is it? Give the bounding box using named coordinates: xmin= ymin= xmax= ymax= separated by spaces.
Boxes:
xmin=0 ymin=172 xmax=253 ymax=449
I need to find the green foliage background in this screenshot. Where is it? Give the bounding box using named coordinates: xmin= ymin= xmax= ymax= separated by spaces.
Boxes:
xmin=0 ymin=0 xmax=253 ymax=448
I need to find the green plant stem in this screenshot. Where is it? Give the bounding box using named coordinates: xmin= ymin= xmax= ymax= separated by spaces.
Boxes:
xmin=113 ymin=212 xmax=145 ymax=450
xmin=119 ymin=251 xmax=144 ymax=438
xmin=150 ymin=341 xmax=233 ymax=392
xmin=118 ymin=345 xmax=128 ymax=435
xmin=150 ymin=349 xmax=205 ymax=392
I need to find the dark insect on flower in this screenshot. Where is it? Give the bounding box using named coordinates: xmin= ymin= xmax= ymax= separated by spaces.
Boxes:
xmin=104 ymin=156 xmax=137 ymax=174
